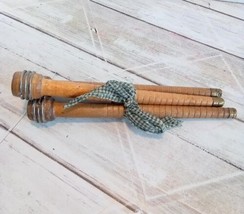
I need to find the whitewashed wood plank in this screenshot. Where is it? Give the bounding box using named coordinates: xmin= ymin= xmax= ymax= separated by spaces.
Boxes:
xmin=0 ymin=14 xmax=148 ymax=84
xmin=0 ymin=133 xmax=131 ymax=214
xmin=11 ymin=112 xmax=244 ymax=213
xmin=188 ymin=0 xmax=244 ymax=19
xmin=186 ymin=0 xmax=244 ymax=20
xmin=170 ymin=119 xmax=244 ymax=168
xmin=1 ymin=18 xmax=244 ymax=213
xmin=144 ymin=171 xmax=244 ymax=214
xmin=179 ymin=172 xmax=244 ymax=214
xmin=92 ymin=0 xmax=244 ymax=58
xmin=0 ymin=0 xmax=102 ymax=59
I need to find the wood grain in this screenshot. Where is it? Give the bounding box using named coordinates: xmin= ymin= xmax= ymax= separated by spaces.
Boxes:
xmin=26 ymin=98 xmax=236 ymax=122
xmin=10 ymin=118 xmax=242 ymax=213
xmin=12 ymin=71 xmax=222 ymax=98
xmin=1 ymin=13 xmax=244 ymax=213
xmin=0 ymin=131 xmax=131 ymax=214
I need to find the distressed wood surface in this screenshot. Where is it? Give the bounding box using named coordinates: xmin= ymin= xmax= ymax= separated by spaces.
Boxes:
xmin=1 ymin=10 xmax=244 ymax=213
xmin=0 ymin=131 xmax=131 ymax=214
xmin=91 ymin=0 xmax=244 ymax=58
xmin=185 ymin=0 xmax=244 ymax=20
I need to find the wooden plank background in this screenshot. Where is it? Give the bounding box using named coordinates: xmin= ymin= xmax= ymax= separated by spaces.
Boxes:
xmin=0 ymin=0 xmax=243 ymax=213
xmin=177 ymin=0 xmax=244 ymax=20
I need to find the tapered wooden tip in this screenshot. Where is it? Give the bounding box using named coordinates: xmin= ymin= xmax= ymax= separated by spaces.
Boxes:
xmin=27 ymin=96 xmax=55 ymax=123
xmin=11 ymin=71 xmax=50 ymax=100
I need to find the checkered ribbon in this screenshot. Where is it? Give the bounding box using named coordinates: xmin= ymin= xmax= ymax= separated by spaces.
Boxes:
xmin=64 ymin=81 xmax=181 ymax=134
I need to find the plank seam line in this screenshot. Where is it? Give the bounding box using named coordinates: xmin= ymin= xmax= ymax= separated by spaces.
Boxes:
xmin=214 ymin=0 xmax=244 ymax=5
xmin=171 ymin=132 xmax=244 ymax=170
xmin=90 ymin=0 xmax=244 ymax=60
xmin=0 ymin=45 xmax=70 ymax=81
xmin=0 ymin=124 xmax=9 ymax=131
xmin=0 ymin=44 xmax=160 ymax=104
xmin=235 ymin=118 xmax=244 ymax=123
xmin=7 ymin=129 xmax=145 ymax=213
xmin=182 ymin=0 xmax=244 ymax=21
xmin=0 ymin=113 xmax=26 ymax=144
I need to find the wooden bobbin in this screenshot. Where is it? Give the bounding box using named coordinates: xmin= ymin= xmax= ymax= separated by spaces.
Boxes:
xmin=27 ymin=97 xmax=237 ymax=123
xmin=12 ymin=71 xmax=224 ymax=107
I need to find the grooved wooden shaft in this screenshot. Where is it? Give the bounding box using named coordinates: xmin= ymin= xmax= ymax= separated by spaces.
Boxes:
xmin=27 ymin=97 xmax=237 ymax=123
xmin=12 ymin=71 xmax=224 ymax=106
xmin=136 ymin=84 xmax=221 ymax=97
xmin=136 ymin=90 xmax=224 ymax=106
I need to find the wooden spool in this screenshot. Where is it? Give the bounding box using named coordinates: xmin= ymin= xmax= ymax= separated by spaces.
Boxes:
xmin=27 ymin=97 xmax=237 ymax=123
xmin=12 ymin=71 xmax=224 ymax=107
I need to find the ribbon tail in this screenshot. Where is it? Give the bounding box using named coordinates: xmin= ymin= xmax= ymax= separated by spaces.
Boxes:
xmin=125 ymin=108 xmax=182 ymax=134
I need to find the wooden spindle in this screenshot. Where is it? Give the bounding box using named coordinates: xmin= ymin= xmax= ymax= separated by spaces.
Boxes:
xmin=12 ymin=71 xmax=224 ymax=106
xmin=27 ymin=97 xmax=236 ymax=123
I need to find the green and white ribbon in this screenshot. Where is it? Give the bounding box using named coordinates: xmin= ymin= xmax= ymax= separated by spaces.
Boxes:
xmin=64 ymin=80 xmax=181 ymax=134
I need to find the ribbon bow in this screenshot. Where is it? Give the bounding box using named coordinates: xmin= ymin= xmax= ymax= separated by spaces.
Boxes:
xmin=64 ymin=80 xmax=181 ymax=134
